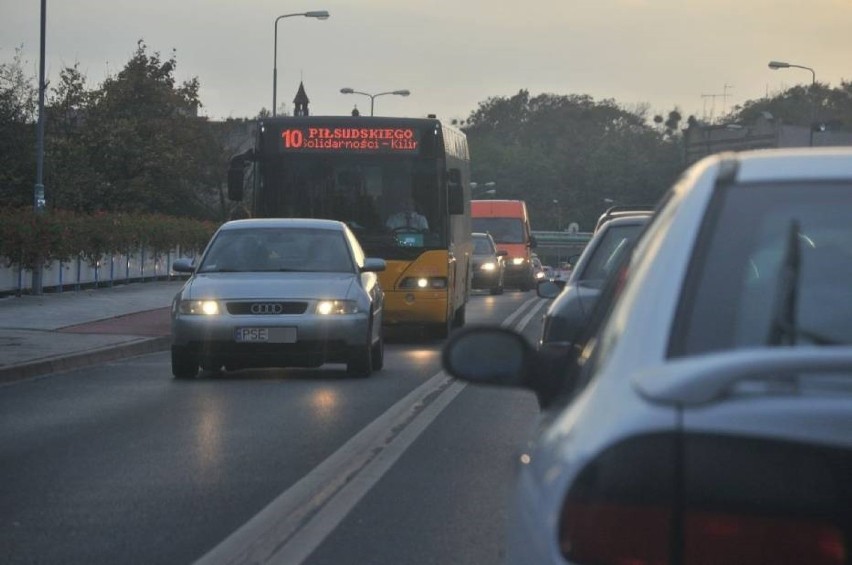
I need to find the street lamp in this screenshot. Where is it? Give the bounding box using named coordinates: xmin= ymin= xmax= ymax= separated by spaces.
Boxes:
xmin=340 ymin=88 xmax=411 ymax=116
xmin=32 ymin=0 xmax=47 ymax=294
xmin=768 ymin=60 xmax=816 ymax=146
xmin=273 ymin=11 xmax=330 ymax=117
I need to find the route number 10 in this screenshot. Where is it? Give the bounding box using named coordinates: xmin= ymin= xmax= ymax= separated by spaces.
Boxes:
xmin=282 ymin=129 xmax=304 ymax=148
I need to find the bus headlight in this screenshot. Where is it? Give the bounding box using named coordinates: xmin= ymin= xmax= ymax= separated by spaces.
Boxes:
xmin=179 ymin=300 xmax=221 ymax=315
xmin=399 ymin=277 xmax=448 ymax=290
xmin=316 ymin=300 xmax=359 ymax=315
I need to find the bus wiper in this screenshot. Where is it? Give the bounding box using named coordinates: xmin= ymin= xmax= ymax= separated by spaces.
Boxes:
xmin=767 ymin=220 xmax=801 ymax=346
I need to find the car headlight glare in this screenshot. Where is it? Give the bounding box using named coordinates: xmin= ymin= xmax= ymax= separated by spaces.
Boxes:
xmin=480 ymin=262 xmax=496 ymax=272
xmin=399 ymin=277 xmax=448 ymax=290
xmin=512 ymin=257 xmax=525 ymax=265
xmin=316 ymin=300 xmax=359 ymax=315
xmin=179 ymin=300 xmax=220 ymax=315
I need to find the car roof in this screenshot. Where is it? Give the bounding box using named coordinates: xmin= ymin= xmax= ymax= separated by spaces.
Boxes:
xmin=599 ymin=215 xmax=651 ymax=228
xmin=594 ymin=208 xmax=654 ymax=232
xmin=219 ymin=218 xmax=346 ymax=231
xmin=730 ymin=147 xmax=852 ymax=183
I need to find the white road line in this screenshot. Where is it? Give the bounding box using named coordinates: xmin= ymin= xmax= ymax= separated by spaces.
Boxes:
xmin=514 ymin=298 xmax=549 ymax=331
xmin=195 ymin=296 xmax=545 ymax=565
xmin=501 ymin=295 xmax=541 ymax=328
xmin=268 ymin=380 xmax=467 ymax=564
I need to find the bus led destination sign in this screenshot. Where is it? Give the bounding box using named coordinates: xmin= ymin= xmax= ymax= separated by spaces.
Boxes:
xmin=280 ymin=127 xmax=419 ymax=153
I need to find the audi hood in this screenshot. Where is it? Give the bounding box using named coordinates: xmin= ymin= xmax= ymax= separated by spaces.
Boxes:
xmin=180 ymin=272 xmax=358 ymax=301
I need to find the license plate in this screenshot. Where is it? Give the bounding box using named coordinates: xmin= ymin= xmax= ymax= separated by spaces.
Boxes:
xmin=234 ymin=327 xmax=297 ymax=343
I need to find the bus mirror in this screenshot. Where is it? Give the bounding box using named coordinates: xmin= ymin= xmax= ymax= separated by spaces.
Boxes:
xmin=529 ymin=234 xmax=538 ymax=249
xmin=228 ymin=165 xmax=244 ymax=201
xmin=447 ymin=168 xmax=461 ymax=186
xmin=447 ymin=168 xmax=463 ymax=215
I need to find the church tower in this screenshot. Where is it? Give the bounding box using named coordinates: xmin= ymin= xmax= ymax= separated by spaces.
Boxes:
xmin=293 ymin=82 xmax=310 ymax=116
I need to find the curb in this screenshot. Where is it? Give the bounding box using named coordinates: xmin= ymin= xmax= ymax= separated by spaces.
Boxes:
xmin=0 ymin=336 xmax=172 ymax=384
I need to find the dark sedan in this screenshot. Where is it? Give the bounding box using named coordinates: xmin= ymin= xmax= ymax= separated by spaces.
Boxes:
xmin=471 ymin=232 xmax=507 ymax=295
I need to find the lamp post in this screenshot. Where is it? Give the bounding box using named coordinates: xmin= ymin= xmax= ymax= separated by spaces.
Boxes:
xmin=768 ymin=60 xmax=816 ymax=146
xmin=32 ymin=0 xmax=47 ymax=294
xmin=340 ymin=88 xmax=410 ymax=116
xmin=273 ymin=11 xmax=329 ymax=117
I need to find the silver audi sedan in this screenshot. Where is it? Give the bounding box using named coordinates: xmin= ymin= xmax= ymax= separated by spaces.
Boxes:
xmin=170 ymin=218 xmax=385 ymax=379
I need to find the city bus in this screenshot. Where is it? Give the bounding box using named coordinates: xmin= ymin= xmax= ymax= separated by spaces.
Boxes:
xmin=227 ymin=116 xmax=472 ymax=337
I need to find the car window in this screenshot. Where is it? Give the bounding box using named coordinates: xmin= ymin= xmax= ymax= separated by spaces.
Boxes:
xmin=674 ymin=181 xmax=852 ymax=355
xmin=577 ymin=224 xmax=645 ymax=282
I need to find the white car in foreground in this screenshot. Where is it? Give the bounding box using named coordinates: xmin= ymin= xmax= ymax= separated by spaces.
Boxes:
xmin=171 ymin=218 xmax=385 ymax=379
xmin=443 ymin=148 xmax=852 ymax=564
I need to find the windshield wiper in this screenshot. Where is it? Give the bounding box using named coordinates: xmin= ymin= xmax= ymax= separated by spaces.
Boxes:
xmin=768 ymin=220 xmax=801 ymax=346
xmin=766 ymin=221 xmax=843 ymax=346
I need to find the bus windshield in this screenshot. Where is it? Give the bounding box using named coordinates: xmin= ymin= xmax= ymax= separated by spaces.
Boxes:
xmin=257 ymin=154 xmax=446 ymax=259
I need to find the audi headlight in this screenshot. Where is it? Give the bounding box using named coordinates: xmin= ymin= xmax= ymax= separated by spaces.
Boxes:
xmin=179 ymin=300 xmax=220 ymax=315
xmin=316 ymin=300 xmax=359 ymax=315
xmin=399 ymin=277 xmax=448 ymax=290
xmin=512 ymin=257 xmax=525 ymax=266
xmin=480 ymin=262 xmax=496 ymax=272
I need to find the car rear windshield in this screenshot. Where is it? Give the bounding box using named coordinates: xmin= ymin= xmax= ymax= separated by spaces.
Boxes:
xmin=473 ymin=236 xmax=495 ymax=254
xmin=674 ymin=181 xmax=852 ymax=355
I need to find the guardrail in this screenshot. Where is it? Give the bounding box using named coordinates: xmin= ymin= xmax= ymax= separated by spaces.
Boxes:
xmin=1 ymin=247 xmax=196 ymax=296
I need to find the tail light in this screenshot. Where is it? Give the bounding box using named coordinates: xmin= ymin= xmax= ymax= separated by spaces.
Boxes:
xmin=560 ymin=501 xmax=670 ymax=564
xmin=684 ymin=512 xmax=845 ymax=565
xmin=558 ymin=433 xmax=849 ymax=565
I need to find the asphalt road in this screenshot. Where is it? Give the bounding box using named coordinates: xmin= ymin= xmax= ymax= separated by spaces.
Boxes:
xmin=0 ymin=290 xmax=548 ymax=565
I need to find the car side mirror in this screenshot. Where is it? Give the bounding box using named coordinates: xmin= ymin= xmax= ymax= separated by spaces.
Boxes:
xmin=172 ymin=258 xmax=196 ymax=273
xmin=228 ymin=164 xmax=244 ymax=201
xmin=362 ymin=258 xmax=386 ymax=273
xmin=497 ymin=250 xmax=508 ymax=257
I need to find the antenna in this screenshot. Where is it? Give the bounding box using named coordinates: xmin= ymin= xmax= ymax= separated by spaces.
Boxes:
xmin=722 ymin=83 xmax=733 ymax=115
xmin=701 ymin=93 xmax=722 ymax=122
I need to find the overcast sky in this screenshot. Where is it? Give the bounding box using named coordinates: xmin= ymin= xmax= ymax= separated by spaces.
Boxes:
xmin=3 ymin=0 xmax=851 ymax=124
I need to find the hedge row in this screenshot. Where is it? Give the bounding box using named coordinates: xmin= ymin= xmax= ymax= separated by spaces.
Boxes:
xmin=0 ymin=208 xmax=219 ymax=270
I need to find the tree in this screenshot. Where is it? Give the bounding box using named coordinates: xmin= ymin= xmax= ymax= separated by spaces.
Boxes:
xmin=0 ymin=48 xmax=37 ymax=207
xmin=465 ymin=91 xmax=683 ymax=230
xmin=730 ymin=82 xmax=852 ymax=131
xmin=78 ymin=40 xmax=220 ymax=217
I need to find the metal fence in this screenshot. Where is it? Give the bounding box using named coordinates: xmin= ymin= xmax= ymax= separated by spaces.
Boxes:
xmin=0 ymin=247 xmax=197 ymax=296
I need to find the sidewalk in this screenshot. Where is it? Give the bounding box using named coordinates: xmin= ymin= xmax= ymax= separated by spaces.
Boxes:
xmin=0 ymin=281 xmax=185 ymax=383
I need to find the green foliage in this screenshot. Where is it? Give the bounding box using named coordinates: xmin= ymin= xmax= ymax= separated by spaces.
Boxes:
xmin=0 ymin=208 xmax=217 ymax=269
xmin=465 ymin=90 xmax=683 ymax=230
xmin=731 ymin=82 xmax=852 ymax=130
xmin=0 ymin=48 xmax=37 ymax=207
xmin=1 ymin=40 xmax=229 ymax=219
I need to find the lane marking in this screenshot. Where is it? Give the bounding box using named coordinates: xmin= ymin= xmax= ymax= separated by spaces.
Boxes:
xmin=195 ymin=296 xmax=545 ymax=565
